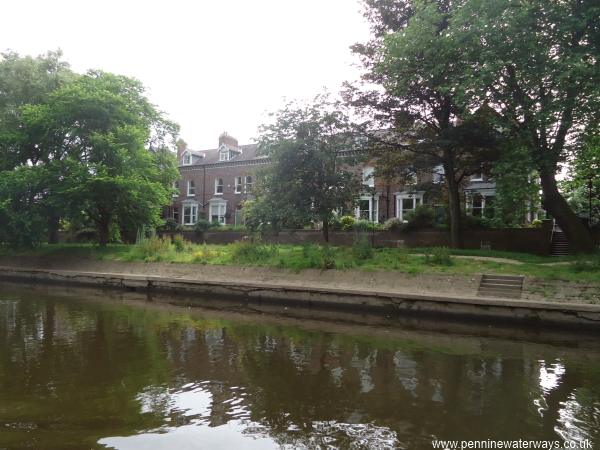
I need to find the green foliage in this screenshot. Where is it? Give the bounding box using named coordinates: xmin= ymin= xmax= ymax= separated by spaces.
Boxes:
xmin=172 ymin=234 xmax=186 ymax=252
xmin=252 ymin=94 xmax=363 ymax=241
xmin=194 ymin=219 xmax=211 ymax=233
xmin=383 ymin=218 xmax=403 ymax=232
xmin=425 ymin=247 xmax=453 ymax=266
xmin=339 ymin=215 xmax=356 ymax=231
xmin=352 ymin=236 xmax=374 ymax=261
xmin=160 ymin=218 xmax=183 ymax=232
xmin=131 ymin=235 xmax=172 ymax=260
xmin=230 ymin=241 xmax=277 ymax=263
xmin=0 ymin=52 xmax=179 ymax=248
xmin=489 ymin=145 xmax=540 ymax=227
xmin=404 ymin=205 xmax=435 ymax=230
xmin=571 ymin=254 xmax=600 ymax=273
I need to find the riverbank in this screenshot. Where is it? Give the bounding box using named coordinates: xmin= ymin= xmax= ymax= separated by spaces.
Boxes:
xmin=1 ymin=259 xmax=600 ymax=330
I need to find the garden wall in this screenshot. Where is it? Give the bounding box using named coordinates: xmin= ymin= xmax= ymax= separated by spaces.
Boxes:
xmin=158 ymin=220 xmax=554 ymax=255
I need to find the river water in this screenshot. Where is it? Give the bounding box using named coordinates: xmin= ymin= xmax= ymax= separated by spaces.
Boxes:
xmin=0 ymin=284 xmax=598 ymax=449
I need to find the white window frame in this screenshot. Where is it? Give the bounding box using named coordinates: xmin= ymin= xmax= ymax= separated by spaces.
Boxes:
xmin=396 ymin=192 xmax=424 ymax=222
xmin=209 ymin=199 xmax=227 ymax=225
xmin=187 ymin=180 xmax=195 ymax=197
xmin=182 ymin=202 xmax=198 ymax=225
xmin=471 ymin=172 xmax=483 ymax=182
xmin=355 ymin=195 xmax=379 ymax=223
xmin=219 ymin=150 xmax=230 ymax=162
xmin=362 ymin=167 xmax=375 ymax=188
xmin=214 ymin=178 xmax=223 ymax=195
xmin=182 ymin=152 xmax=192 ymax=166
xmin=234 ymin=176 xmax=242 ymax=194
xmin=244 ymin=175 xmax=253 ymax=193
xmin=172 ymin=181 xmax=180 ymax=197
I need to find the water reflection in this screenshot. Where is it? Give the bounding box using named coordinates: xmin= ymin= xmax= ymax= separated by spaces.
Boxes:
xmin=0 ymin=289 xmax=598 ymax=449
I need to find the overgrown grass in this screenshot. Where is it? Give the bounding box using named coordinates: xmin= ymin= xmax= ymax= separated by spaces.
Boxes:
xmin=1 ymin=242 xmax=599 ymax=283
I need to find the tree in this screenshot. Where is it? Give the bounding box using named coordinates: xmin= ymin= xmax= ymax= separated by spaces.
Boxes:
xmin=346 ymin=0 xmax=499 ymax=248
xmin=250 ymin=96 xmax=362 ymax=242
xmin=0 ymin=50 xmax=74 ymax=245
xmin=0 ymin=63 xmax=179 ymax=247
xmin=449 ymin=0 xmax=600 ymax=252
xmin=563 ymin=133 xmax=600 ymax=227
xmin=28 ymin=72 xmax=179 ymax=245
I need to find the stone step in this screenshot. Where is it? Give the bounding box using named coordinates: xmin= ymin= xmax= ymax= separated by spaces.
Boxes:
xmin=477 ymin=288 xmax=523 ymax=298
xmin=481 ymin=275 xmax=524 ymax=282
xmin=479 ymin=282 xmax=522 ymax=290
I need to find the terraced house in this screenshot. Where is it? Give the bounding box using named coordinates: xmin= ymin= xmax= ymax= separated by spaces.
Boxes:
xmin=170 ymin=132 xmax=505 ymax=227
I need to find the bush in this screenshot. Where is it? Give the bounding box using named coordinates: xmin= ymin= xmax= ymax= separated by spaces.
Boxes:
xmin=384 ymin=218 xmax=404 ymax=232
xmin=463 ymin=215 xmax=491 ymax=229
xmin=339 ymin=215 xmax=355 ymax=231
xmin=571 ymin=254 xmax=600 ymax=273
xmin=353 ymin=219 xmax=372 ymax=232
xmin=192 ymin=245 xmax=220 ymax=264
xmin=135 ymin=235 xmax=172 ymax=259
xmin=160 ymin=218 xmax=182 ymax=232
xmin=352 ymin=236 xmax=373 ymax=261
xmin=530 ymin=219 xmax=543 ymax=228
xmin=194 ymin=219 xmax=211 ymax=233
xmin=424 ymin=247 xmax=453 ymax=266
xmin=230 ymin=241 xmax=276 ymax=263
xmin=320 ymin=244 xmax=336 ymax=269
xmin=404 ymin=205 xmax=435 ymax=230
xmin=172 ymin=234 xmax=186 ymax=252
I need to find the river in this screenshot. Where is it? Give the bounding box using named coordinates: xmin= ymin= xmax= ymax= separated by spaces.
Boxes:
xmin=0 ymin=284 xmax=598 ymax=449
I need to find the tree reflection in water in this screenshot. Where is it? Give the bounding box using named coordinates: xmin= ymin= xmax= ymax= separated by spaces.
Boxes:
xmin=0 ymin=289 xmax=598 ymax=450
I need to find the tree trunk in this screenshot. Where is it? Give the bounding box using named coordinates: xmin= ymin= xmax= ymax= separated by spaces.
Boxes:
xmin=98 ymin=215 xmax=110 ymax=247
xmin=47 ymin=215 xmax=60 ymax=244
xmin=444 ymin=152 xmax=464 ymax=249
xmin=322 ymin=219 xmax=329 ymax=243
xmin=540 ymin=168 xmax=594 ymax=253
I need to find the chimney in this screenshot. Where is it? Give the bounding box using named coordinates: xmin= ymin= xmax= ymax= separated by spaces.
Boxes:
xmin=176 ymin=139 xmax=187 ymax=160
xmin=218 ymin=132 xmax=238 ymax=148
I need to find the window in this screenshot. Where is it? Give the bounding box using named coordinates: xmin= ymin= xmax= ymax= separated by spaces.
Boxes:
xmin=214 ymin=178 xmax=223 ymax=195
xmin=471 ymin=194 xmax=484 ymax=217
xmin=432 ymin=165 xmax=444 ymax=184
xmin=355 ymin=196 xmax=379 ymax=222
xmin=187 ymin=180 xmax=195 ymax=196
xmin=172 ymin=207 xmax=179 ymax=223
xmin=182 ymin=152 xmax=192 ymax=165
xmin=219 ymin=150 xmax=230 ymax=161
xmin=244 ymin=176 xmax=253 ymax=193
xmin=234 ymin=176 xmax=242 ymax=194
xmin=183 ymin=204 xmax=198 ymax=225
xmin=471 ymin=172 xmax=483 ymax=182
xmin=209 ymin=201 xmax=226 ymax=225
xmin=397 ymin=193 xmax=423 ymax=222
xmin=362 ymin=167 xmax=375 ymax=188
xmin=172 ymin=181 xmax=180 ymax=197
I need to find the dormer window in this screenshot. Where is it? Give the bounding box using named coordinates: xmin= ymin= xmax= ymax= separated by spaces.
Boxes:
xmin=362 ymin=167 xmax=375 ymax=188
xmin=219 ymin=150 xmax=230 ymax=161
xmin=182 ymin=152 xmax=192 ymax=165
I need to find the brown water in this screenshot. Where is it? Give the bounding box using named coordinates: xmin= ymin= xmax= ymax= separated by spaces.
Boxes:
xmin=0 ymin=285 xmax=599 ymax=450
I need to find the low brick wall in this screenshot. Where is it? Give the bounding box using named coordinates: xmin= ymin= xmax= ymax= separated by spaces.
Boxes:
xmin=157 ymin=222 xmax=553 ymax=255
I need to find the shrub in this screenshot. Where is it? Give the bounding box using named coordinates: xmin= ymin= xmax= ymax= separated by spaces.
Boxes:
xmin=530 ymin=219 xmax=543 ymax=228
xmin=353 ymin=219 xmax=372 ymax=232
xmin=425 ymin=247 xmax=453 ymax=266
xmin=194 ymin=219 xmax=211 ymax=233
xmin=339 ymin=215 xmax=355 ymax=231
xmin=192 ymin=245 xmax=220 ymax=264
xmin=384 ymin=218 xmax=404 ymax=232
xmin=320 ymin=245 xmax=336 ymax=269
xmin=135 ymin=235 xmax=172 ymax=259
xmin=404 ymin=205 xmax=435 ymax=230
xmin=463 ymin=215 xmax=490 ymax=229
xmin=352 ymin=235 xmax=373 ymax=261
xmin=172 ymin=234 xmax=186 ymax=252
xmin=571 ymin=254 xmax=600 ymax=273
xmin=160 ymin=218 xmax=183 ymax=232
xmin=230 ymin=241 xmax=276 ymax=263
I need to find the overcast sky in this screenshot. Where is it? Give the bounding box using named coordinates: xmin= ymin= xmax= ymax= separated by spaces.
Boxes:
xmin=2 ymin=0 xmax=371 ymax=149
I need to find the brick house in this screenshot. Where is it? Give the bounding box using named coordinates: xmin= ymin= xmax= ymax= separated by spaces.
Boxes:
xmin=169 ymin=133 xmax=502 ymax=227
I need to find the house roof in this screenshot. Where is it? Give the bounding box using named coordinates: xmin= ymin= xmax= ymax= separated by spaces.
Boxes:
xmin=182 ymin=144 xmax=265 ymax=166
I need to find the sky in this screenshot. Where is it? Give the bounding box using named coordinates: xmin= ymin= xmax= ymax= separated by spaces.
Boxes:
xmin=2 ymin=0 xmax=371 ymax=150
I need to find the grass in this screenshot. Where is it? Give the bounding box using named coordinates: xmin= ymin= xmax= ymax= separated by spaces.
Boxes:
xmin=1 ymin=241 xmax=599 ymax=283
